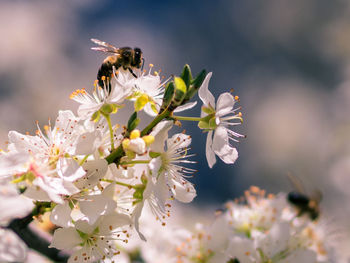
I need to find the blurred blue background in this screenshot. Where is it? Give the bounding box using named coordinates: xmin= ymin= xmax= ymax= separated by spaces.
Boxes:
xmin=1 ymin=0 xmax=350 ymax=253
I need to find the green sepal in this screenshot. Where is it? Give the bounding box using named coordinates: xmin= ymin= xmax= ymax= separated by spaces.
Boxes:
xmin=100 ymin=103 xmax=115 ymax=115
xmin=180 ymin=64 xmax=192 ymax=88
xmin=76 ymin=229 xmax=89 ymax=240
xmin=191 ymin=69 xmax=207 ymax=88
xmin=149 ymin=151 xmax=161 ymax=158
xmin=91 ymin=110 xmax=101 ymax=122
xmin=202 ymin=105 xmax=215 ymax=115
xmin=198 ymin=121 xmax=210 ymax=130
xmin=127 ymin=112 xmax=140 ymax=132
xmin=141 ymin=173 xmax=148 ymax=185
xmin=208 ymin=116 xmax=217 ymax=128
xmin=185 ymin=69 xmax=207 ymax=100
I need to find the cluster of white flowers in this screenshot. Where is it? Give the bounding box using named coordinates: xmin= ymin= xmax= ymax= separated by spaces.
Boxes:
xmin=0 ymin=60 xmax=244 ymax=262
xmin=134 ymin=187 xmax=337 ymax=263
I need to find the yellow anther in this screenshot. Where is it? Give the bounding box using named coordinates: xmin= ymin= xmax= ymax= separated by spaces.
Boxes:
xmin=142 ymin=135 xmax=155 ymax=146
xmin=101 ymin=76 xmax=106 ymax=81
xmin=238 ymin=112 xmax=242 ymax=117
xmin=130 ymin=129 xmax=141 ymax=139
xmin=122 ymin=139 xmax=130 ymax=150
xmin=149 ymin=63 xmax=154 ymax=68
xmin=154 ymin=71 xmax=159 ymax=76
xmin=234 ymin=95 xmax=239 ymax=101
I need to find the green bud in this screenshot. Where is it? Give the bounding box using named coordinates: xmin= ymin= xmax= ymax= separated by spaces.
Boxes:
xmin=180 ymin=64 xmax=192 ymax=88
xmin=160 ymin=82 xmax=175 ymax=113
xmin=127 ymin=112 xmax=140 ymax=132
xmin=174 ymin=77 xmax=187 ymax=94
xmin=169 ymin=77 xmax=187 ymax=109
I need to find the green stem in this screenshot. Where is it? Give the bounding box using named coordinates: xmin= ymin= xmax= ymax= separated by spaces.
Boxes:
xmin=172 ymin=115 xmax=203 ymax=122
xmin=141 ymin=109 xmax=171 ymax=136
xmin=120 ymin=160 xmax=150 ymax=165
xmin=104 ymin=114 xmax=115 ymax=150
xmin=79 ymin=155 xmax=90 ymax=166
xmin=101 ymin=178 xmax=134 ymax=189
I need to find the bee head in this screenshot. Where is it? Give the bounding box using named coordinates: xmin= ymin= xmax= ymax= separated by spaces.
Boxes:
xmin=133 ymin=48 xmax=143 ymax=68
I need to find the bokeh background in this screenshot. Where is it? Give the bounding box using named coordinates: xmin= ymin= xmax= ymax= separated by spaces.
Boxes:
xmin=1 ymin=0 xmax=350 ymax=259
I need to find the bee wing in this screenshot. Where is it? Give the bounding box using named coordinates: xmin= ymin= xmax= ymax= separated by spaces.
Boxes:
xmin=91 ymin=38 xmax=120 ymax=54
xmin=287 ymin=172 xmax=307 ymax=194
xmin=310 ymin=189 xmax=323 ymax=203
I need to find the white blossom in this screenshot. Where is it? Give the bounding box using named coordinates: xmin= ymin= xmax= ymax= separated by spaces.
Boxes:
xmin=198 ymin=72 xmax=244 ymax=168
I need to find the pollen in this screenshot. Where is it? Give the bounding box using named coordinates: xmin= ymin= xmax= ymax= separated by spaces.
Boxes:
xmin=234 ymin=95 xmax=240 ymax=101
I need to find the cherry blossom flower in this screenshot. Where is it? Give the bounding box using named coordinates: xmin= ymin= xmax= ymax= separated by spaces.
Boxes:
xmin=198 ymin=72 xmax=244 ymax=168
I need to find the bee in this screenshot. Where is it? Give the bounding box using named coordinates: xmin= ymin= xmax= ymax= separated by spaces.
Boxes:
xmin=91 ymin=38 xmax=143 ymax=91
xmin=287 ymin=173 xmax=322 ymax=221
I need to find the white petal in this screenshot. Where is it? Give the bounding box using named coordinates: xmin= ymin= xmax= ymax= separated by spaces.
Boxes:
xmin=0 ymin=228 xmax=27 ymax=262
xmin=169 ymin=177 xmax=196 ymax=203
xmin=50 ymin=202 xmax=72 ymax=228
xmin=50 ymin=227 xmax=81 ymax=250
xmin=75 ymin=159 xmax=108 ymax=189
xmin=198 ymin=72 xmax=214 ymax=107
xmin=8 ymin=131 xmax=43 ymax=155
xmin=227 ymin=236 xmax=257 ymax=263
xmin=75 ymin=219 xmax=96 ymax=235
xmin=206 ymin=131 xmax=216 ymax=168
xmin=150 ymin=121 xmax=172 ymax=153
xmin=23 ymin=185 xmax=52 ymax=202
xmin=98 ymin=212 xmax=131 ymax=235
xmin=57 ymin=158 xmax=86 ymax=182
xmin=173 ymin=101 xmax=197 ymax=112
xmin=212 ymin=127 xmax=238 ymax=165
xmin=216 ymin=92 xmax=235 ymax=117
xmin=0 ymin=183 xmax=34 ymax=225
xmin=149 ymin=157 xmax=162 ymax=177
xmin=74 ymin=130 xmax=102 ymax=155
xmin=0 ymin=152 xmax=30 ymax=177
xmin=132 ymin=203 xmax=147 ymax=241
xmin=167 ymin=133 xmax=192 ymax=149
xmin=143 ymin=102 xmax=159 ymax=117
xmin=80 ymin=194 xmax=117 ymax=225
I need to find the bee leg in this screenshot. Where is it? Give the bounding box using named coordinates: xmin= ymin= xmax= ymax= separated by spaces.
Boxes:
xmin=141 ymin=58 xmax=145 ymax=71
xmin=128 ymin=67 xmax=137 ymax=78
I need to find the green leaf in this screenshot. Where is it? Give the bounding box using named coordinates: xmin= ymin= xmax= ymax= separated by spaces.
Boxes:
xmin=127 ymin=112 xmax=138 ymax=131
xmin=180 ymin=64 xmax=192 ymax=88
